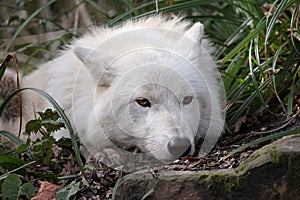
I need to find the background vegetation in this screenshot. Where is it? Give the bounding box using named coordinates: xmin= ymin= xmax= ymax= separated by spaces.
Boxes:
xmin=0 ymin=0 xmax=299 ymax=199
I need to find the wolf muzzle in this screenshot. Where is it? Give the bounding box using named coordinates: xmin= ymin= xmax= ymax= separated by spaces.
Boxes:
xmin=167 ymin=137 xmax=192 ymax=158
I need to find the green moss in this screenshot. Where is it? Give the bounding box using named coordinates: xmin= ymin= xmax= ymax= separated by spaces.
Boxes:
xmin=267 ymin=150 xmax=300 ymax=197
xmin=198 ymin=174 xmax=209 ymax=181
xmin=269 ymin=151 xmax=281 ymax=164
xmin=200 ymin=172 xmax=246 ymax=198
xmin=286 ymin=153 xmax=300 ymax=197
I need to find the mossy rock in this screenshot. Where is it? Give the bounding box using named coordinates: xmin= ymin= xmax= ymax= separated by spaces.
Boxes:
xmin=115 ymin=135 xmax=300 ymax=200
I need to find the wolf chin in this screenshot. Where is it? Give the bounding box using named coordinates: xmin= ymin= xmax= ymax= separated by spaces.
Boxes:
xmin=1 ymin=15 xmax=224 ymax=166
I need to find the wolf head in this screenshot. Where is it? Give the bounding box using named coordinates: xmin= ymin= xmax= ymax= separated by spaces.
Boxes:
xmin=71 ymin=16 xmax=224 ymax=165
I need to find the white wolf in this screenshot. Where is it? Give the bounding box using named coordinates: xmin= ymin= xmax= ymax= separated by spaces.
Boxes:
xmin=1 ymin=15 xmax=224 ymax=167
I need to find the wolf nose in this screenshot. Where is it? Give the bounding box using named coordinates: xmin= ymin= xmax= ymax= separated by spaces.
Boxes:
xmin=168 ymin=137 xmax=192 ymax=158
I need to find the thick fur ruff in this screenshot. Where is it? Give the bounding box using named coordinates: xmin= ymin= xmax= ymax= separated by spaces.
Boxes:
xmin=1 ymin=15 xmax=224 ymax=165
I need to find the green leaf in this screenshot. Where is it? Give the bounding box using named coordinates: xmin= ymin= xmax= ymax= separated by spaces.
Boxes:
xmin=32 ymin=135 xmax=55 ymax=164
xmin=0 ymin=131 xmax=34 ymax=160
xmin=25 ymin=119 xmax=42 ymax=134
xmin=56 ymin=181 xmax=81 ymax=200
xmin=20 ymin=182 xmax=36 ymax=199
xmin=0 ymin=156 xmax=26 ymax=170
xmin=56 ymin=137 xmax=73 ymax=148
xmin=41 ymin=119 xmax=65 ymax=133
xmin=39 ymin=109 xmax=66 ymax=133
xmin=25 ymin=109 xmax=66 ymax=135
xmin=15 ymin=143 xmax=29 ymax=154
xmin=38 ymin=109 xmax=61 ymax=121
xmin=1 ymin=174 xmax=22 ymax=200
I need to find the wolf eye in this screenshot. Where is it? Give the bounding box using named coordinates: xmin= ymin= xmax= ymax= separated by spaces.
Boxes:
xmin=135 ymin=97 xmax=151 ymax=107
xmin=183 ymin=96 xmax=193 ymax=105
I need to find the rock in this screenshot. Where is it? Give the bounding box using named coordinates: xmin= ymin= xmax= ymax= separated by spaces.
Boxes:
xmin=115 ymin=134 xmax=300 ymax=200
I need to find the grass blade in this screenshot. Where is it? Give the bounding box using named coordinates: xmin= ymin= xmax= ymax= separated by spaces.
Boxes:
xmin=85 ymin=0 xmax=111 ymax=17
xmin=222 ymin=128 xmax=300 ymax=160
xmin=141 ymin=188 xmax=155 ymax=200
xmin=222 ymin=19 xmax=266 ymax=63
xmin=248 ymin=40 xmax=268 ymax=110
xmin=3 ymin=0 xmax=57 ymax=56
xmin=112 ymin=175 xmax=124 ymax=200
xmin=265 ymin=0 xmax=293 ymax=46
xmin=0 ymin=130 xmax=24 ymax=146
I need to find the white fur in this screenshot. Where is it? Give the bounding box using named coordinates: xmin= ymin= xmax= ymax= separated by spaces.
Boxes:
xmin=3 ymin=15 xmax=224 ymax=164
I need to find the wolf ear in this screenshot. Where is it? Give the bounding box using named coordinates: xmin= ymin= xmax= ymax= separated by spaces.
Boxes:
xmin=184 ymin=22 xmax=204 ymax=44
xmin=73 ymin=46 xmax=116 ymax=87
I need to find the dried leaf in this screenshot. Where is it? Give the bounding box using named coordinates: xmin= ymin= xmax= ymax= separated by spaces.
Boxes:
xmin=232 ymin=116 xmax=247 ymax=133
xmin=31 ymin=181 xmax=62 ymax=200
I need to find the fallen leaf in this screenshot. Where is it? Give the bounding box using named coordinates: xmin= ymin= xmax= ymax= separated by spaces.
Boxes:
xmin=31 ymin=181 xmax=62 ymax=200
xmin=232 ymin=116 xmax=247 ymax=133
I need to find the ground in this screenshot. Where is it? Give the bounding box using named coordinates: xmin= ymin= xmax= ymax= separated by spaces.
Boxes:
xmin=55 ymin=110 xmax=300 ymax=199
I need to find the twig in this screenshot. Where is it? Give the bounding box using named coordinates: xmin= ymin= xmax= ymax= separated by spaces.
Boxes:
xmin=155 ymin=0 xmax=159 ymax=13
xmin=0 ymin=161 xmax=36 ymax=180
xmin=0 ymin=53 xmax=23 ymax=137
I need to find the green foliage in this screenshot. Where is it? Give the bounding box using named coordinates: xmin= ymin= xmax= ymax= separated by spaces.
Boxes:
xmin=0 ymin=108 xmax=76 ymax=198
xmin=0 ymin=80 xmax=84 ymax=197
xmin=56 ymin=181 xmax=81 ymax=199
xmin=1 ymin=174 xmax=35 ymax=200
xmin=25 ymin=109 xmax=65 ymax=135
xmin=219 ymin=0 xmax=299 ymax=127
xmin=0 ymin=156 xmax=26 ymax=173
xmin=32 ymin=135 xmax=56 ymax=164
xmin=0 ymin=86 xmax=84 ymax=174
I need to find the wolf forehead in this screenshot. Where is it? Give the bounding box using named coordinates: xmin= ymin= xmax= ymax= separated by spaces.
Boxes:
xmin=110 ymin=63 xmax=204 ymax=99
xmin=72 ymin=15 xmax=204 ymax=50
xmin=71 ymin=16 xmax=206 ymax=69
